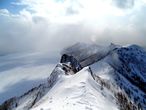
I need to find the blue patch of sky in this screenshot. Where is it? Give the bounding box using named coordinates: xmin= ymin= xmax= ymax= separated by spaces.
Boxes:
xmin=0 ymin=0 xmax=26 ymax=14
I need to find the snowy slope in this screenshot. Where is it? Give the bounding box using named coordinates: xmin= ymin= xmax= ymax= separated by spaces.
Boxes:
xmin=0 ymin=63 xmax=119 ymax=110
xmin=90 ymin=44 xmax=146 ymax=109
xmin=0 ymin=64 xmax=65 ymax=110
xmin=0 ymin=43 xmax=146 ymax=110
xmin=31 ymin=67 xmax=118 ymax=110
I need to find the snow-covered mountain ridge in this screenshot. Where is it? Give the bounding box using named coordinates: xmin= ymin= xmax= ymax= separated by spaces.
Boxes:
xmin=0 ymin=43 xmax=146 ymax=110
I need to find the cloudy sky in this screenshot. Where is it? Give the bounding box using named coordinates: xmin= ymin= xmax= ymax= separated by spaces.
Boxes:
xmin=0 ymin=0 xmax=146 ymax=55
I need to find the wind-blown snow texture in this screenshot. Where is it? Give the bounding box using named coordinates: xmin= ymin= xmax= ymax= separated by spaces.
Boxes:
xmin=0 ymin=43 xmax=146 ymax=110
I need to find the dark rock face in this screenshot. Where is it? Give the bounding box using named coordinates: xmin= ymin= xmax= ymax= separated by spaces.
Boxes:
xmin=0 ymin=97 xmax=17 ymax=110
xmin=117 ymin=46 xmax=146 ymax=93
xmin=110 ymin=45 xmax=146 ymax=109
xmin=60 ymin=54 xmax=82 ymax=73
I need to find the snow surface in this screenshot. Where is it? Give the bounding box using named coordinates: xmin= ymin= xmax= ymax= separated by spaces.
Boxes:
xmin=31 ymin=67 xmax=118 ymax=110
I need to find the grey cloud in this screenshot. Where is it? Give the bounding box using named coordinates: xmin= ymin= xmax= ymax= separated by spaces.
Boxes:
xmin=0 ymin=13 xmax=93 ymax=56
xmin=0 ymin=12 xmax=146 ymax=56
xmin=93 ymin=29 xmax=146 ymax=47
xmin=112 ymin=0 xmax=135 ymax=9
xmin=66 ymin=7 xmax=79 ymax=15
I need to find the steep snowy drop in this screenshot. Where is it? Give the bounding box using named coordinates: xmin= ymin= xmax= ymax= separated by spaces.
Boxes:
xmin=0 ymin=43 xmax=146 ymax=110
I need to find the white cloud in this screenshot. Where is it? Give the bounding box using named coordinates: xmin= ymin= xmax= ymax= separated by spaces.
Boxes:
xmin=0 ymin=0 xmax=146 ymax=55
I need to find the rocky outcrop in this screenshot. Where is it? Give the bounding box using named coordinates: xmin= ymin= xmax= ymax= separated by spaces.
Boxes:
xmin=60 ymin=54 xmax=82 ymax=73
